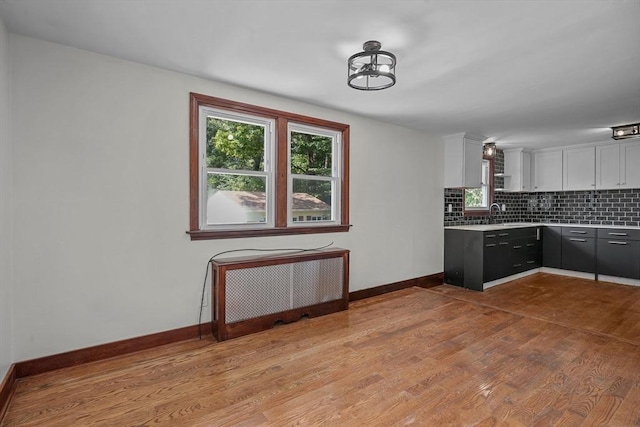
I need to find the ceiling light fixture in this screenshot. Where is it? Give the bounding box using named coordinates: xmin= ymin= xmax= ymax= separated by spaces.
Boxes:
xmin=483 ymin=142 xmax=497 ymax=158
xmin=611 ymin=123 xmax=640 ymax=140
xmin=347 ymin=40 xmax=396 ymax=91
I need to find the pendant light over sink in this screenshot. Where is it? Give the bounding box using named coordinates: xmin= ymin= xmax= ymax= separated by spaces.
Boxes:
xmin=483 ymin=142 xmax=496 ymax=158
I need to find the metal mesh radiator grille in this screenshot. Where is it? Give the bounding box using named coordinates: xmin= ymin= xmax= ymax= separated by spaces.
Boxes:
xmin=225 ymin=257 xmax=344 ymax=324
xmin=292 ymin=258 xmax=344 ymax=308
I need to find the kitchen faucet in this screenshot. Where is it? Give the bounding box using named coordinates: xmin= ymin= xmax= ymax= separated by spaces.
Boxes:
xmin=489 ymin=202 xmax=501 ymax=224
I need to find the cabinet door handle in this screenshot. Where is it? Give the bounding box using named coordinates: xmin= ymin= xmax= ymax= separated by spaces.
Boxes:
xmin=569 ymin=230 xmax=587 ymax=234
xmin=526 ymin=261 xmax=535 ymax=264
xmin=569 ymin=238 xmax=586 ymax=242
xmin=513 ymin=263 xmax=522 ymax=267
xmin=485 ymin=243 xmax=496 ymax=247
xmin=527 ymin=243 xmax=535 ymax=247
xmin=608 ymin=232 xmax=628 ymax=236
xmin=486 ymin=234 xmax=496 ymax=238
xmin=499 ymin=233 xmax=509 ymax=237
xmin=499 ymin=242 xmax=509 ymax=246
xmin=608 ymin=241 xmax=628 ymax=245
xmin=513 ymin=245 xmax=522 ymax=249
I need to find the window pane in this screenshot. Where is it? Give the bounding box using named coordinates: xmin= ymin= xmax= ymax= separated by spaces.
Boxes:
xmin=290 ymin=131 xmax=332 ymax=177
xmin=465 ymin=159 xmax=491 ymax=210
xmin=465 ymin=188 xmax=484 ymax=208
xmin=206 ymin=173 xmax=268 ymax=225
xmin=291 ymin=178 xmax=333 ymax=222
xmin=206 ymin=117 xmax=265 ymax=171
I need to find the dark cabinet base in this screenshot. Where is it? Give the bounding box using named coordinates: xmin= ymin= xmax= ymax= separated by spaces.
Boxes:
xmin=445 ymin=225 xmax=640 ymax=292
xmin=597 ymin=239 xmax=640 ymax=280
xmin=444 ymin=227 xmax=541 ymax=292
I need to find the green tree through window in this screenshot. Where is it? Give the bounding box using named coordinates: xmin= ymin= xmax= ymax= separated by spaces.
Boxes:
xmin=189 ymin=92 xmax=350 ymax=239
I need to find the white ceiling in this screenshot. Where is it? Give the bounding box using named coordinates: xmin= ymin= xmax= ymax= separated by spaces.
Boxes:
xmin=1 ymin=0 xmax=639 ymax=150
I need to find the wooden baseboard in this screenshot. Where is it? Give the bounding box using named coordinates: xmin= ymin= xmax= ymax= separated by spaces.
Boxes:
xmin=0 ymin=272 xmax=444 ymax=423
xmin=15 ymin=322 xmax=212 ymax=379
xmin=349 ymin=272 xmax=444 ymax=302
xmin=0 ymin=364 xmax=17 ymax=422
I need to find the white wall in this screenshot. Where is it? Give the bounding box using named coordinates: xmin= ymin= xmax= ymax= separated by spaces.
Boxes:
xmin=10 ymin=35 xmax=444 ymax=362
xmin=0 ymin=15 xmax=14 ymax=377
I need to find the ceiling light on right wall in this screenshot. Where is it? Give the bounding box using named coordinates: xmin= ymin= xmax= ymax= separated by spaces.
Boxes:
xmin=611 ymin=123 xmax=640 ymax=140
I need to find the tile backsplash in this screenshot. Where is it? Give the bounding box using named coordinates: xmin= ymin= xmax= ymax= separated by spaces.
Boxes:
xmin=444 ymin=148 xmax=640 ymax=227
xmin=444 ymin=188 xmax=640 ymax=227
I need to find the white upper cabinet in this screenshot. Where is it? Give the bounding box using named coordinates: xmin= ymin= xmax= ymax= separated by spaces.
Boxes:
xmin=621 ymin=141 xmax=640 ymax=189
xmin=596 ymin=141 xmax=640 ymax=189
xmin=533 ymin=150 xmax=563 ymax=192
xmin=443 ymin=132 xmax=484 ymax=188
xmin=596 ymin=144 xmax=621 ymax=189
xmin=562 ymin=146 xmax=595 ymax=191
xmin=503 ymin=148 xmax=531 ymax=192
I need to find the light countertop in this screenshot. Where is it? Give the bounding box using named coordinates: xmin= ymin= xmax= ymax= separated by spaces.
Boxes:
xmin=444 ymin=223 xmax=640 ymax=232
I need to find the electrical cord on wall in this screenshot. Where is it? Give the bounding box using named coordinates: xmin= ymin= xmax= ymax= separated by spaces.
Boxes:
xmin=197 ymin=242 xmax=335 ymax=339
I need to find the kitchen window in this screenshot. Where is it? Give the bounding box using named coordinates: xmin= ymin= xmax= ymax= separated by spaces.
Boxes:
xmin=188 ymin=93 xmax=350 ymax=240
xmin=464 ymin=157 xmax=494 ymax=215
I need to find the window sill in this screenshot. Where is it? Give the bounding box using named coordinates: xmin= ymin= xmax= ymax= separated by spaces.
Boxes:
xmin=464 ymin=209 xmax=489 ymax=217
xmin=187 ymin=225 xmax=351 ymax=240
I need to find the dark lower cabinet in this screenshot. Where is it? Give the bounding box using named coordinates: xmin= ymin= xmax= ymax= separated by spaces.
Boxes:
xmin=444 ymin=227 xmax=541 ymax=292
xmin=596 ymin=228 xmax=640 ymax=279
xmin=561 ymin=237 xmax=596 ymax=273
xmin=561 ymin=227 xmax=596 ymax=273
xmin=446 ymin=225 xmax=640 ymax=292
xmin=483 ymin=233 xmax=511 ymax=282
xmin=542 ymin=226 xmax=562 ymax=268
xmin=444 ymin=229 xmax=465 ymax=287
xmin=511 ymin=236 xmax=541 ymax=274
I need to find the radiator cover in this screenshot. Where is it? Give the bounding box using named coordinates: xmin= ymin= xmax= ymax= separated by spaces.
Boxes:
xmin=210 ymin=248 xmax=349 ymax=341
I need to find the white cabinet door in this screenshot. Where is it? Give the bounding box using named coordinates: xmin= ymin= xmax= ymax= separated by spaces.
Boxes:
xmin=563 ymin=146 xmax=595 ymax=191
xmin=595 ymin=144 xmax=621 ymax=190
xmin=443 ymin=133 xmax=483 ymax=188
xmin=503 ymin=148 xmax=531 ymax=192
xmin=463 ymin=137 xmax=483 ymax=187
xmin=596 ymin=141 xmax=640 ymax=190
xmin=533 ymin=150 xmax=563 ymax=192
xmin=620 ymin=141 xmax=640 ymax=189
xmin=522 ymin=151 xmax=531 ymax=191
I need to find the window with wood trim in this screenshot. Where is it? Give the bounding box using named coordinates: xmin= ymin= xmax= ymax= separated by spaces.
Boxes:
xmin=189 ymin=93 xmax=350 ymax=240
xmin=464 ymin=157 xmax=494 ymax=216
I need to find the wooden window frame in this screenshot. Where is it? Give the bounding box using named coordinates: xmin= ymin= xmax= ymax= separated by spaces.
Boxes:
xmin=188 ymin=93 xmax=350 ymax=240
xmin=463 ymin=156 xmax=495 ymax=217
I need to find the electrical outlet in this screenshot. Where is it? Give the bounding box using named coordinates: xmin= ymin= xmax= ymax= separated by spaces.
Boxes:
xmin=202 ymin=290 xmax=209 ymax=307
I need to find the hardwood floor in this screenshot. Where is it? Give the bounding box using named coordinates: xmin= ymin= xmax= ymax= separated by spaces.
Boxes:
xmin=3 ymin=273 xmax=640 ymax=426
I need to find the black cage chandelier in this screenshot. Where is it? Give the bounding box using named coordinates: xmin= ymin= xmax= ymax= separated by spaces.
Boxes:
xmin=347 ymin=40 xmax=397 ymax=91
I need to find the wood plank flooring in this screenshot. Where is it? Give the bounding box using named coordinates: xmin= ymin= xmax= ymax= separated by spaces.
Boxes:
xmin=3 ymin=272 xmax=640 ymax=426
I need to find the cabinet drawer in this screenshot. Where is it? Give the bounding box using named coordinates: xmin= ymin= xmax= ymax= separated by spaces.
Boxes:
xmin=484 ymin=227 xmax=537 ymax=242
xmin=561 ymin=227 xmax=596 ymax=238
xmin=596 ymin=228 xmax=640 ymax=241
xmin=484 ymin=231 xmax=512 ymax=241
